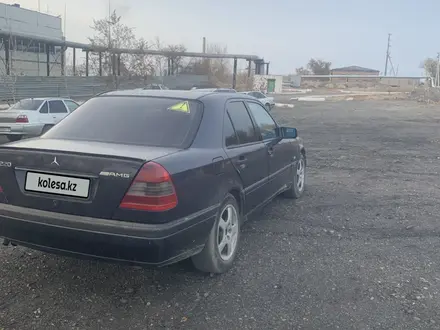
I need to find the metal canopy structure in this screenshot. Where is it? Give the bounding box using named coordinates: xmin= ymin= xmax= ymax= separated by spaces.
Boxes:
xmin=0 ymin=30 xmax=268 ymax=88
xmin=0 ymin=29 xmax=262 ymax=60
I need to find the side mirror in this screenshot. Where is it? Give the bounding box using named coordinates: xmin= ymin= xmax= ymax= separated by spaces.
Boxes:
xmin=278 ymin=126 xmax=297 ymax=139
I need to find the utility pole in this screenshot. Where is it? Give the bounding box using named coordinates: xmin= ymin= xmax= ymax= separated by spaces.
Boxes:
xmin=108 ymin=0 xmax=115 ymax=77
xmin=384 ymin=33 xmax=391 ymax=76
xmin=64 ymin=3 xmax=67 ymax=37
xmin=436 ymin=52 xmax=440 ymax=87
xmin=202 ymin=37 xmax=206 ymax=53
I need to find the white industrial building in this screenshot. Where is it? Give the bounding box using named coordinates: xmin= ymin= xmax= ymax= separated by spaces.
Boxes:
xmin=0 ymin=3 xmax=63 ymax=76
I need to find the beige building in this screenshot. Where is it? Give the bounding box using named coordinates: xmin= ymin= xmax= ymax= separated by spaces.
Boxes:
xmin=0 ymin=3 xmax=63 ymax=76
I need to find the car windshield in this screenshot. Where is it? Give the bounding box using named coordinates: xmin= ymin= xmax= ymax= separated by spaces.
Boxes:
xmin=42 ymin=96 xmax=203 ymax=148
xmin=10 ymin=99 xmax=43 ymax=110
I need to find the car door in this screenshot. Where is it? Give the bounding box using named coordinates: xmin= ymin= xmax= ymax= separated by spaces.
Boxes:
xmin=223 ymin=101 xmax=271 ymax=214
xmin=37 ymin=101 xmax=54 ymax=126
xmin=246 ymin=101 xmax=297 ymax=196
xmin=48 ymin=100 xmax=69 ymax=124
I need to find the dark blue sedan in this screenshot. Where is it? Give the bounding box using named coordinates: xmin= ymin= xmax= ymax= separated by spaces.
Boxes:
xmin=0 ymin=90 xmax=306 ymax=274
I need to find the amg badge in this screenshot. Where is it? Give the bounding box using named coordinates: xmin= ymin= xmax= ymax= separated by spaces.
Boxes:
xmin=99 ymin=171 xmax=130 ymax=179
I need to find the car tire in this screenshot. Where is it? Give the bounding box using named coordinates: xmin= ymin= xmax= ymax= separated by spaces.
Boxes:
xmin=6 ymin=135 xmax=22 ymax=142
xmin=41 ymin=125 xmax=53 ymax=135
xmin=283 ymin=153 xmax=306 ymax=199
xmin=192 ymin=193 xmax=241 ymax=274
xmin=265 ymin=103 xmax=271 ymax=110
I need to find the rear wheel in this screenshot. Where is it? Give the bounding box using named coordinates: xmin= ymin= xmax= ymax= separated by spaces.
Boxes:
xmin=283 ymin=153 xmax=306 ymax=199
xmin=192 ymin=194 xmax=241 ymax=274
xmin=6 ymin=135 xmax=22 ymax=142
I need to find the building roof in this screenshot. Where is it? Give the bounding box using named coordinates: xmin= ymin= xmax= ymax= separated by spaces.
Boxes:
xmin=331 ymin=66 xmax=379 ymax=73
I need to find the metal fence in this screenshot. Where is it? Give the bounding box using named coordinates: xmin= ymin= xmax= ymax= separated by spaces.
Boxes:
xmin=0 ymin=74 xmax=211 ymax=102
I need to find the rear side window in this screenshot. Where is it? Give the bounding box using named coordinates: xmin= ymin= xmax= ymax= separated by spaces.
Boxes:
xmin=49 ymin=100 xmax=68 ymax=113
xmin=227 ymin=101 xmax=259 ymax=145
xmin=11 ymin=99 xmax=43 ymax=110
xmin=43 ymin=96 xmax=203 ymax=148
xmin=39 ymin=102 xmax=48 ymax=114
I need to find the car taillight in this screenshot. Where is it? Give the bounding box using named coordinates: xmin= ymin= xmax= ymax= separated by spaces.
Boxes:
xmin=119 ymin=162 xmax=178 ymax=212
xmin=16 ymin=115 xmax=28 ymax=123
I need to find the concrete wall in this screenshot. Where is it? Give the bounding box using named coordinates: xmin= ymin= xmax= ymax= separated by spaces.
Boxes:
xmin=0 ymin=74 xmax=211 ymax=102
xmin=300 ymin=76 xmax=421 ymax=91
xmin=253 ymin=74 xmax=283 ymax=93
xmin=330 ymin=70 xmax=380 ymax=83
xmin=379 ymin=78 xmax=420 ymax=88
xmin=3 ymin=49 xmax=62 ymax=76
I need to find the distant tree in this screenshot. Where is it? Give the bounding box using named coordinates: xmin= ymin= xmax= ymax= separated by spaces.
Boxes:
xmin=151 ymin=37 xmax=167 ymax=76
xmin=295 ymin=66 xmax=310 ymax=75
xmin=88 ymin=10 xmax=137 ymax=76
xmin=207 ymin=43 xmax=231 ymax=83
xmin=165 ymin=44 xmax=187 ymax=75
xmin=307 ymin=58 xmax=331 ymax=75
xmin=421 ymin=58 xmax=437 ymax=79
xmin=150 ymin=38 xmax=190 ymax=76
xmin=127 ymin=38 xmax=155 ymax=77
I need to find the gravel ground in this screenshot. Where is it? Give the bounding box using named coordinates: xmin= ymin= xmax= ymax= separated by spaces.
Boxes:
xmin=1 ymin=100 xmax=440 ymax=329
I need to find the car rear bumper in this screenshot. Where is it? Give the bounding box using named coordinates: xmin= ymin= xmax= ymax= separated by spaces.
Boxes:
xmin=0 ymin=203 xmax=218 ymax=266
xmin=0 ymin=123 xmax=43 ymax=136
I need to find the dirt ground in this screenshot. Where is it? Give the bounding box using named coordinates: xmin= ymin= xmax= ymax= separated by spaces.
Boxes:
xmin=1 ymin=100 xmax=440 ymax=329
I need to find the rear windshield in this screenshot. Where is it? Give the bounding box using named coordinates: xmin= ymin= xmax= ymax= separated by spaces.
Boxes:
xmin=42 ymin=96 xmax=203 ymax=148
xmin=11 ymin=99 xmax=43 ymax=110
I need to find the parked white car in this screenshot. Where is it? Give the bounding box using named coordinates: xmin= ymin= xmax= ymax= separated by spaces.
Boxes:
xmin=241 ymin=91 xmax=275 ymax=110
xmin=0 ymin=97 xmax=80 ymax=142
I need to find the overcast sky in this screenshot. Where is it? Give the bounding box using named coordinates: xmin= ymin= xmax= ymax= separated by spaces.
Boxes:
xmin=2 ymin=0 xmax=437 ymax=75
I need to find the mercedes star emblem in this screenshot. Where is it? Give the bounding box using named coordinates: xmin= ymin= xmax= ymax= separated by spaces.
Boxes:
xmin=51 ymin=157 xmax=60 ymax=166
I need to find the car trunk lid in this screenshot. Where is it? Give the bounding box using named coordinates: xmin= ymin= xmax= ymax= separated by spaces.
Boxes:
xmin=0 ymin=139 xmax=180 ymax=219
xmin=0 ymin=110 xmax=28 ymax=123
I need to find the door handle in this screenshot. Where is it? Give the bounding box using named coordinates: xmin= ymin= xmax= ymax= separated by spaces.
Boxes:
xmin=236 ymin=157 xmax=247 ymax=164
xmin=235 ymin=156 xmax=247 ymax=169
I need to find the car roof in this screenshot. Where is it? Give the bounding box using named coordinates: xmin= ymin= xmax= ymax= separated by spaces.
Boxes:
xmin=100 ymin=89 xmax=255 ymax=101
xmin=20 ymin=97 xmax=73 ymax=101
xmin=191 ymin=88 xmax=236 ymax=92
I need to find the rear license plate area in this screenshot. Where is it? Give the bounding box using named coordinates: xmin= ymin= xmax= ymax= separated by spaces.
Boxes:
xmin=24 ymin=171 xmax=91 ymax=198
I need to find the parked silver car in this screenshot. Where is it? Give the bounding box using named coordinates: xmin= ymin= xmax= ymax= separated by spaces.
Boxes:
xmin=143 ymin=84 xmax=169 ymax=90
xmin=241 ymin=91 xmax=275 ymax=110
xmin=0 ymin=97 xmax=80 ymax=142
xmin=191 ymin=88 xmax=237 ymax=93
